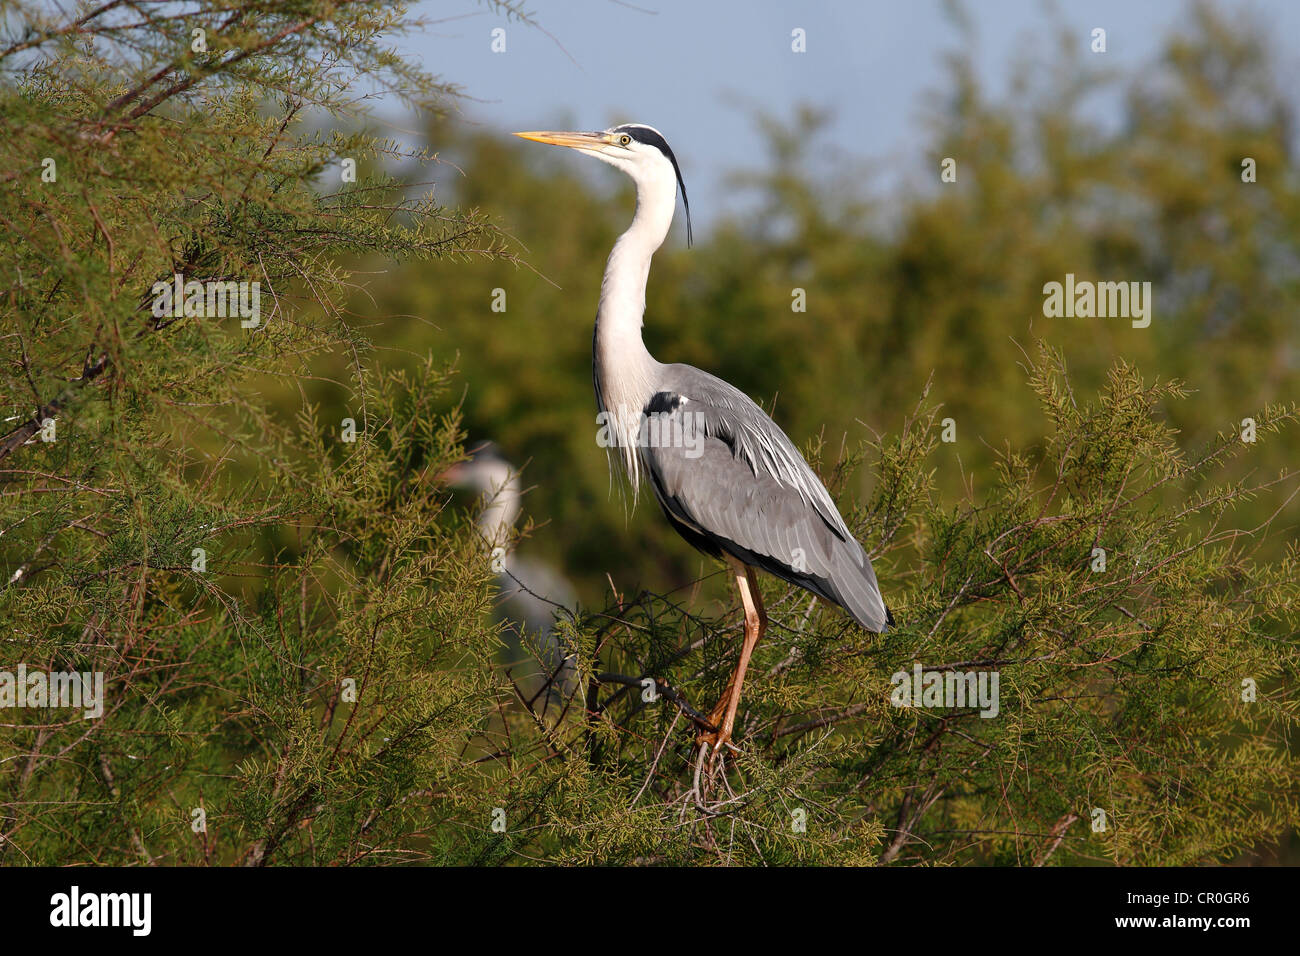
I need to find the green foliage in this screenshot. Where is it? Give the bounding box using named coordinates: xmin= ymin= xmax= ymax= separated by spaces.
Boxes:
xmin=446 ymin=348 xmax=1298 ymax=865
xmin=0 ymin=1 xmax=1296 ymax=866
xmin=0 ymin=0 xmax=520 ymax=864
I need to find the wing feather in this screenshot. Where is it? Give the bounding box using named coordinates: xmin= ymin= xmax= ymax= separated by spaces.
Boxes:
xmin=639 ymin=365 xmax=890 ymax=631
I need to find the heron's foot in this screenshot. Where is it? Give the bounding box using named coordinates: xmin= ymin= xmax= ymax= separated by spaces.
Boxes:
xmin=687 ymin=737 xmax=741 ymax=814
xmin=695 ymin=728 xmax=722 ymax=754
xmin=693 ymin=725 xmax=740 ymax=776
xmin=694 ymin=695 xmax=738 ymax=750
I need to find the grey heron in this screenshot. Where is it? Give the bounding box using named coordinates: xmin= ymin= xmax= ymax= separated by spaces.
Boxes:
xmin=516 ymin=124 xmax=892 ymax=757
xmin=442 ymin=441 xmax=579 ymax=710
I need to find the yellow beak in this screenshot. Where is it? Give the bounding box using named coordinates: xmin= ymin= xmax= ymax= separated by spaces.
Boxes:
xmin=514 ymin=130 xmax=611 ymax=150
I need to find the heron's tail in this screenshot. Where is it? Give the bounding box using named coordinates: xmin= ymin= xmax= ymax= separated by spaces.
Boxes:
xmin=824 ymin=538 xmax=891 ymax=633
xmin=730 ymin=534 xmax=892 ymax=633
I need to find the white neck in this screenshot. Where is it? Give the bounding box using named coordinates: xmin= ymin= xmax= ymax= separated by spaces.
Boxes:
xmin=477 ymin=473 xmax=521 ymax=552
xmin=594 ymin=171 xmax=676 ymax=491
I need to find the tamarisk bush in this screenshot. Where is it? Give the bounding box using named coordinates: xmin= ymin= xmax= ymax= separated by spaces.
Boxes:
xmin=455 ymin=350 xmax=1299 ymax=865
xmin=1 ymin=1 xmax=1295 ymax=865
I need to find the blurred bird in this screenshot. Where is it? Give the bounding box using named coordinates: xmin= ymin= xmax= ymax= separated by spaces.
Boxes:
xmin=517 ymin=124 xmax=892 ymax=757
xmin=442 ymin=441 xmax=579 ymax=710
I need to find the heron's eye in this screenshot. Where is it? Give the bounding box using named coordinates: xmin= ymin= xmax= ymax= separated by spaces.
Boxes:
xmin=618 ymin=133 xmax=632 ymax=147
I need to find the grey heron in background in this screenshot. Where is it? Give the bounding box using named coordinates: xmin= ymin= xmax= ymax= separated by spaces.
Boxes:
xmin=442 ymin=441 xmax=579 ymax=710
xmin=516 ymin=124 xmax=893 ymax=760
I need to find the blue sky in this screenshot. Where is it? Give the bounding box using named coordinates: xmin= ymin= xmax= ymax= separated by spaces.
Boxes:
xmin=380 ymin=0 xmax=1299 ymax=230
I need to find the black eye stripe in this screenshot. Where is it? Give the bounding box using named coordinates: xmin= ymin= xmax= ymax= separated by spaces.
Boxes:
xmin=616 ymin=125 xmax=669 ymax=152
xmin=611 ymin=125 xmax=693 ymax=248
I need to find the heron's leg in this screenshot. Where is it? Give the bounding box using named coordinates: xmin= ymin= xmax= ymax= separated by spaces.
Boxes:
xmin=699 ymin=556 xmax=767 ymax=750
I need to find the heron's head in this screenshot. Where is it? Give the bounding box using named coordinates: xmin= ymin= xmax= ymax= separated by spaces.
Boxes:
xmin=440 ymin=441 xmax=514 ymax=496
xmin=515 ymin=123 xmax=692 ymax=246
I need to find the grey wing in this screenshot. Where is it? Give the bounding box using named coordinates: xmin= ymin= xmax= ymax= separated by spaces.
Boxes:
xmin=640 ymin=365 xmax=891 ymax=632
